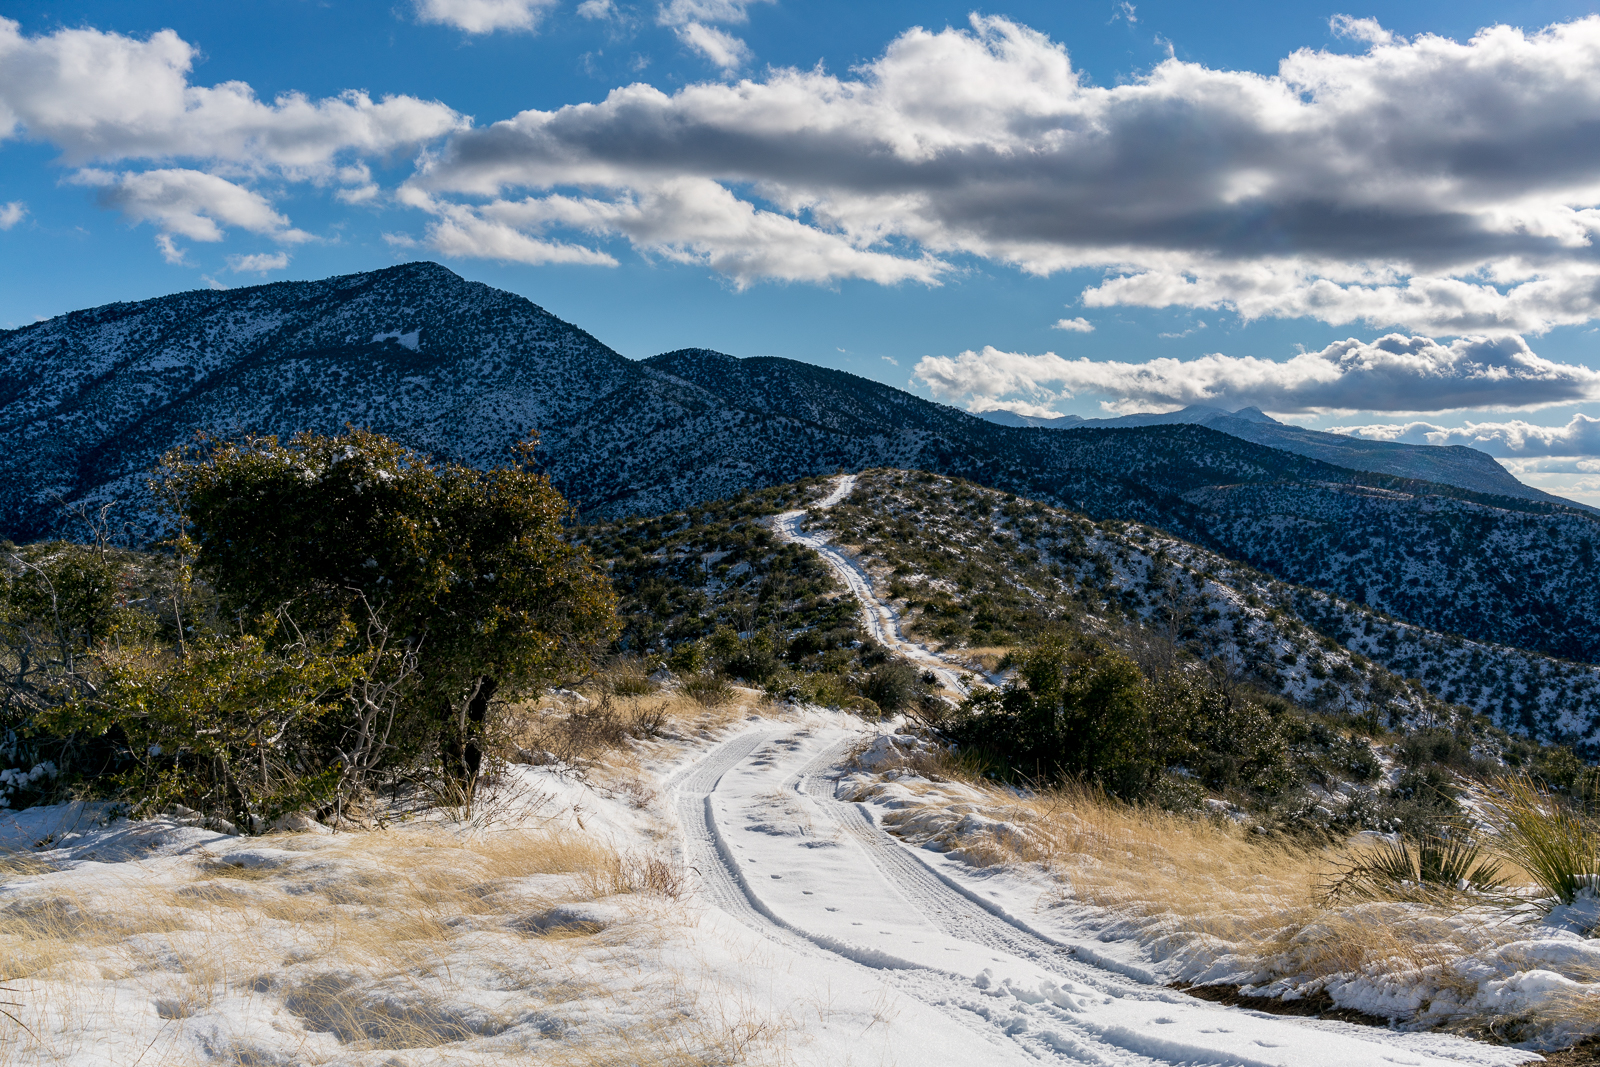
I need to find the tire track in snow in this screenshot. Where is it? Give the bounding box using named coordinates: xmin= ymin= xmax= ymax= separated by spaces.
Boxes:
xmin=673 ymin=727 xmax=1529 ymax=1065
xmin=670 ymin=726 xmax=1061 ymax=1063
xmin=794 ymin=747 xmax=1149 ymax=992
xmin=670 ymin=725 xmax=803 ymax=931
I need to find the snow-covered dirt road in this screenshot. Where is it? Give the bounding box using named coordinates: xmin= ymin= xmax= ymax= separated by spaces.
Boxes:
xmin=772 ymin=475 xmax=974 ymax=694
xmin=674 ymin=722 xmax=1535 ymax=1066
xmin=754 ymin=476 xmax=1534 ymax=1064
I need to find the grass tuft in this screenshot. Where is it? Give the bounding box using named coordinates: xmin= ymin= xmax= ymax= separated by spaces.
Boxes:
xmin=1481 ymin=775 xmax=1600 ymax=906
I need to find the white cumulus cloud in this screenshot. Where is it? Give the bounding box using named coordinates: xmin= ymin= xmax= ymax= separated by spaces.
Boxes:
xmin=0 ymin=18 xmax=466 ymax=253
xmin=1329 ymin=14 xmax=1397 ymax=47
xmin=1329 ymin=414 xmax=1600 ymax=456
xmin=71 ymin=169 xmax=311 ymax=260
xmin=674 ymin=22 xmax=752 ymax=70
xmin=656 ymin=0 xmax=772 ymax=71
xmin=0 ymin=201 xmax=24 ymax=229
xmin=227 ymin=251 xmax=290 ymax=273
xmin=1053 ymin=316 xmax=1095 ymax=332
xmin=413 ymin=0 xmax=559 ymax=34
xmin=0 ymin=19 xmax=465 ymax=172
xmin=403 ymin=13 xmax=1600 ymax=329
xmin=912 ymin=333 xmax=1600 ymax=416
xmin=398 ymin=190 xmax=620 ymax=266
xmin=404 ymin=177 xmax=945 ymax=286
xmin=656 ymin=0 xmax=772 ymax=25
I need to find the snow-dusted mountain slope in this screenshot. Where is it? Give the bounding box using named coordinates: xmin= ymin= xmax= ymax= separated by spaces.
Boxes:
xmin=0 ymin=261 xmax=652 ymax=539
xmin=4 ymin=262 xmax=1598 ymax=664
xmin=979 ymin=404 xmax=1558 ymax=504
xmin=813 ymin=470 xmax=1600 ymax=747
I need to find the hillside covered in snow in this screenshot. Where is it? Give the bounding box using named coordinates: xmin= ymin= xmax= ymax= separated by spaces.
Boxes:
xmin=813 ymin=470 xmax=1600 ymax=752
xmin=4 ymin=262 xmax=1598 ymax=666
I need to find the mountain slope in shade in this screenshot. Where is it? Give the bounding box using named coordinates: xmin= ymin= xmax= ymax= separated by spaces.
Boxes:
xmin=1 ymin=261 xmax=651 ymax=536
xmin=978 ymin=404 xmax=1560 ymax=505
xmin=4 ymin=262 xmax=1599 ymax=668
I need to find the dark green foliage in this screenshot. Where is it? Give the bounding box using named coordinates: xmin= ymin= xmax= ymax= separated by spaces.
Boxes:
xmin=861 ymin=660 xmax=926 ymax=714
xmin=941 ymin=638 xmax=1155 ymax=799
xmin=1396 ymin=727 xmax=1485 ymax=774
xmin=1149 ymin=674 xmax=1295 ymax=795
xmin=819 ymin=482 xmax=1088 ymax=647
xmin=1291 ymin=718 xmax=1382 ymax=787
xmin=0 ymin=541 xmax=167 ymax=808
xmin=576 ymin=481 xmax=879 ymax=699
xmin=21 ymin=429 xmax=619 ymax=828
xmin=42 ymin=616 xmax=364 ymax=827
xmin=722 ymin=630 xmax=784 ymax=684
xmin=154 ymin=429 xmax=620 ymax=792
xmin=577 ymin=481 xmax=844 ymax=655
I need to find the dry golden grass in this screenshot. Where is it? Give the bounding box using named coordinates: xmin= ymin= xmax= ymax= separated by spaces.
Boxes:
xmin=503 ymin=671 xmax=773 ymax=774
xmin=952 ymin=646 xmax=1010 ymax=673
xmin=851 ymin=751 xmax=1540 ymax=1023
xmin=0 ymin=823 xmax=786 ymax=1066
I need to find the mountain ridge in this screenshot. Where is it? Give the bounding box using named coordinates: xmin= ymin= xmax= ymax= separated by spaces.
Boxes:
xmin=977 ymin=404 xmax=1567 ymax=506
xmin=5 ymin=261 xmax=1598 ymax=665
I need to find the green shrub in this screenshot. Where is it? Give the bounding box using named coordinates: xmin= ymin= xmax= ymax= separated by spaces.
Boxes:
xmin=666 ymin=640 xmax=705 ymax=676
xmin=156 ymin=429 xmax=619 ymax=796
xmin=861 ymin=661 xmax=924 ymax=714
xmin=1396 ymin=727 xmax=1482 ymax=773
xmin=942 ymin=637 xmax=1154 ymax=798
xmin=721 ymin=631 xmax=783 ymax=684
xmin=43 ymin=614 xmax=376 ymax=826
xmin=0 ymin=542 xmax=163 ymax=801
xmin=1150 ymin=674 xmax=1293 ymax=794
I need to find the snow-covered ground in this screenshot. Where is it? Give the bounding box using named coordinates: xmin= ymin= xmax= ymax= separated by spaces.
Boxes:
xmin=676 ymin=718 xmax=1541 ymax=1065
xmin=0 ymin=476 xmax=1581 ymax=1064
xmin=0 ymin=708 xmax=1567 ymax=1065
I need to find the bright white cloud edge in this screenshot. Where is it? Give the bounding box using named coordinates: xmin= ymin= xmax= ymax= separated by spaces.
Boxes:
xmin=412 ymin=0 xmax=559 ymax=34
xmin=403 ymin=13 xmax=1600 ymax=335
xmin=912 ymin=333 xmax=1600 ymax=457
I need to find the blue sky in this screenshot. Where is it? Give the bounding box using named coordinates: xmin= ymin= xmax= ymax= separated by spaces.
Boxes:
xmin=5 ymin=0 xmax=1600 ymax=501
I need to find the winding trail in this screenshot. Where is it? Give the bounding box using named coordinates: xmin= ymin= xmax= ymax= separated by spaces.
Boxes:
xmin=771 ymin=474 xmax=974 ymax=694
xmin=660 ymin=475 xmax=1537 ymax=1065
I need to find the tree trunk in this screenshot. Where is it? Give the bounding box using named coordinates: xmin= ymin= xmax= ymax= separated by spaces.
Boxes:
xmin=463 ymin=675 xmax=497 ymax=783
xmin=443 ymin=676 xmax=499 ymax=788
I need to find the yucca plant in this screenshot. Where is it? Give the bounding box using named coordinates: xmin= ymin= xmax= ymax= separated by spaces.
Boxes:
xmin=1321 ymin=834 xmax=1506 ymax=904
xmin=1481 ymin=775 xmax=1600 ymax=906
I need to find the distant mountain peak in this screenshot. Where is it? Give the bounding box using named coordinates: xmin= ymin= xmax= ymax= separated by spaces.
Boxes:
xmin=6 ymin=263 xmax=1599 ymax=688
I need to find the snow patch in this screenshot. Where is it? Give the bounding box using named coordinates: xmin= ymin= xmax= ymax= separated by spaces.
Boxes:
xmin=372 ymin=329 xmax=420 ymax=350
